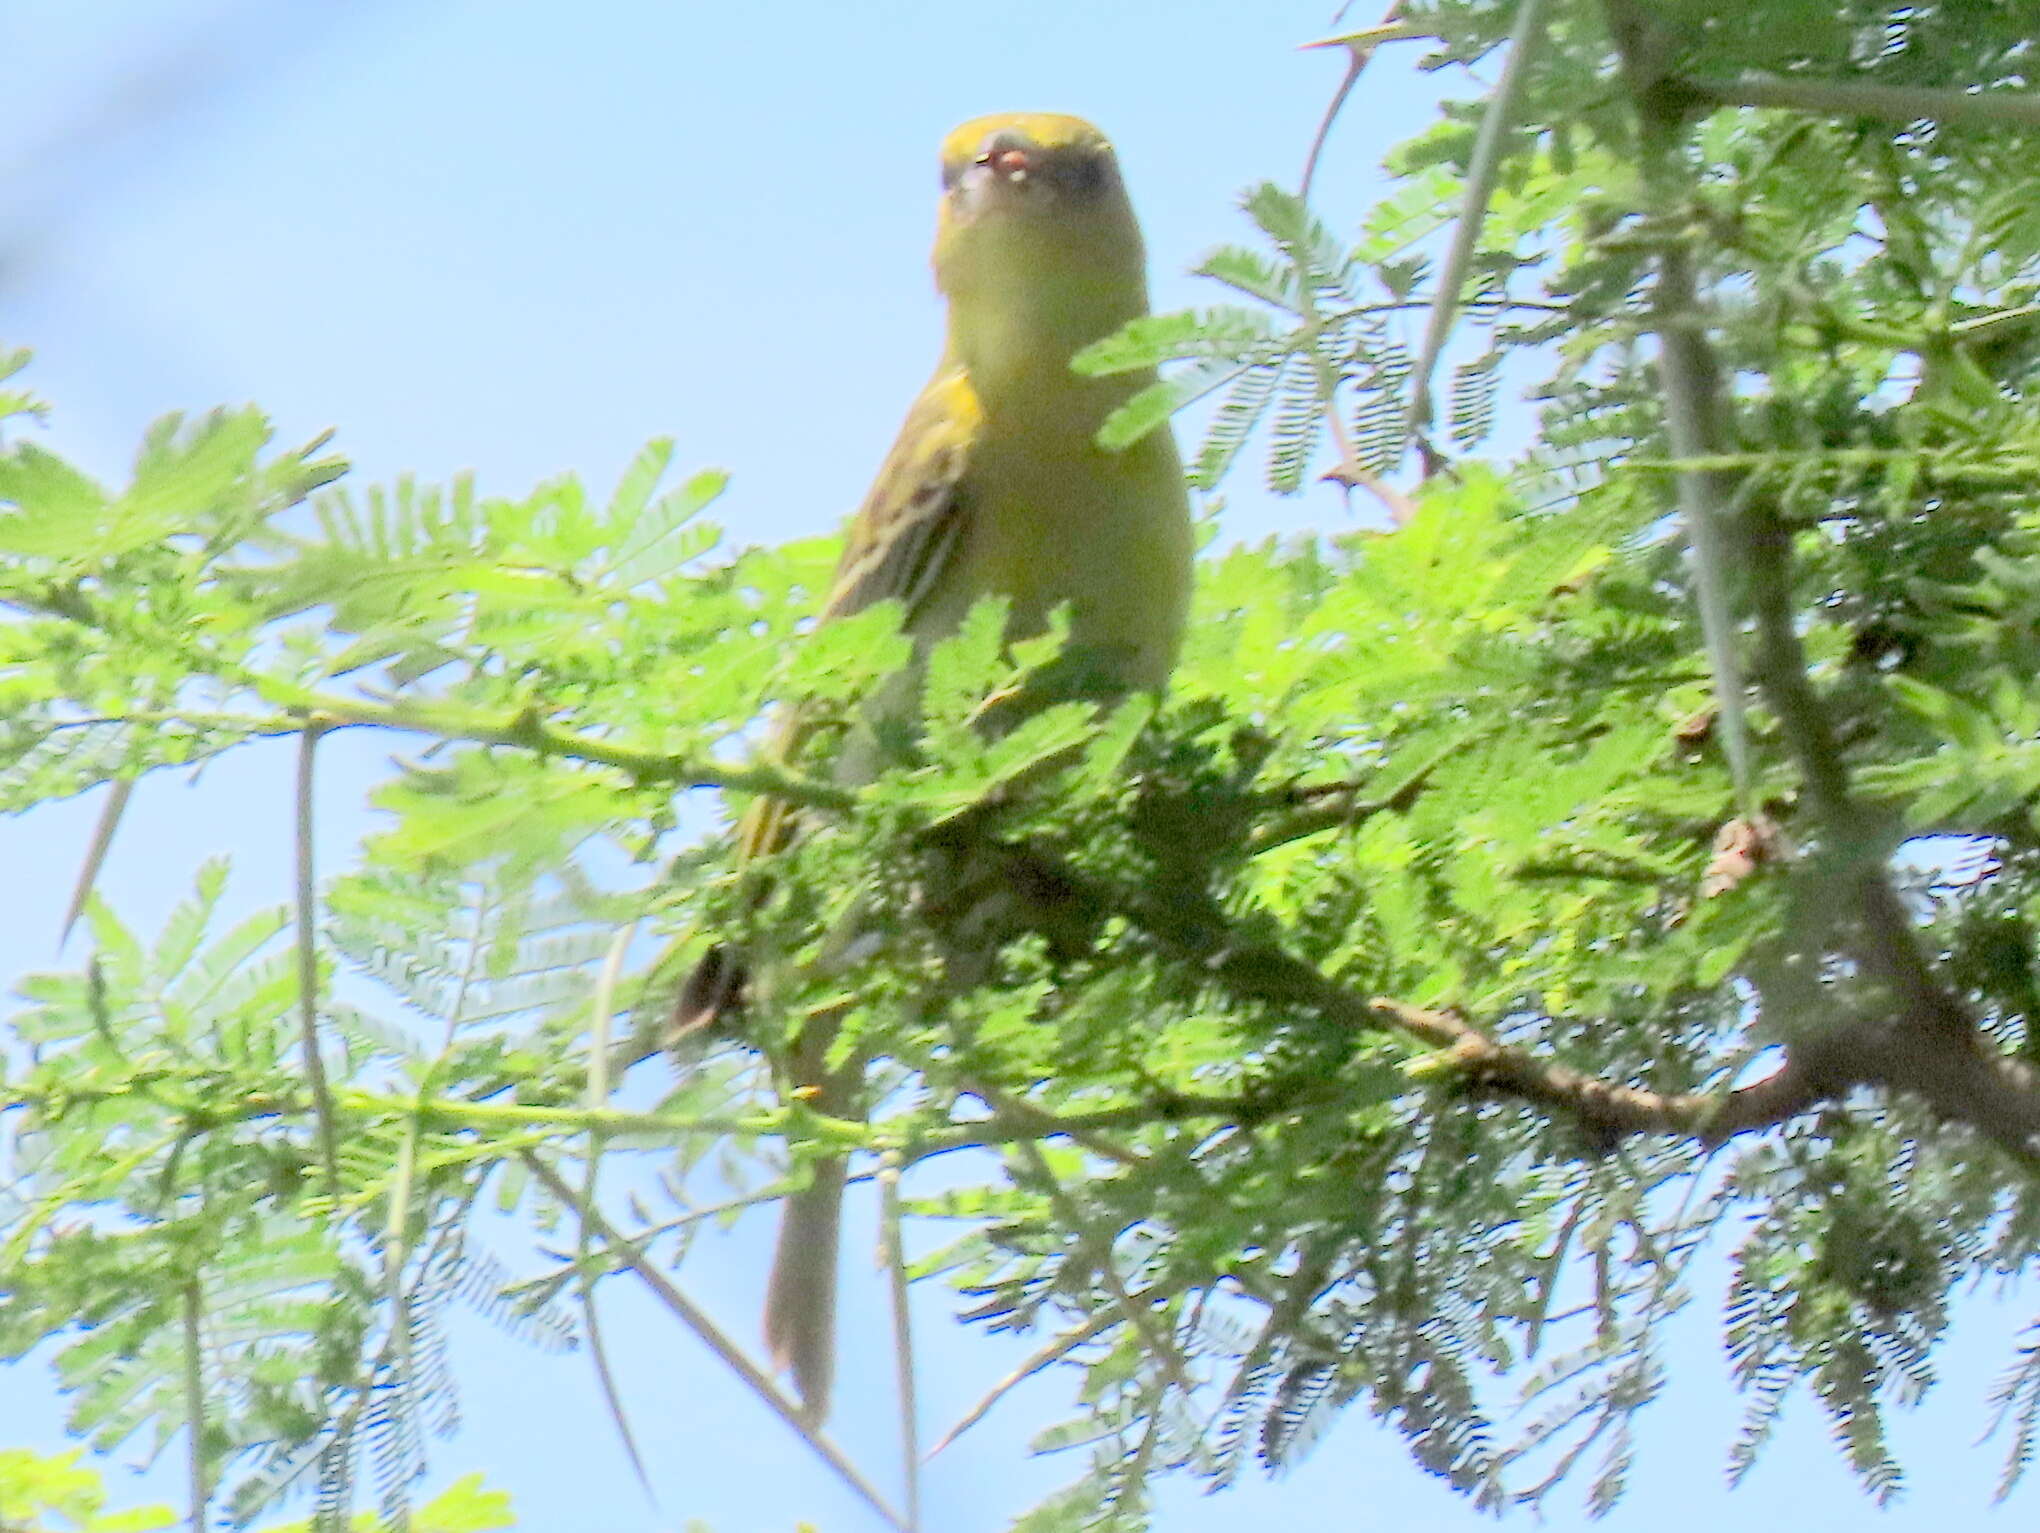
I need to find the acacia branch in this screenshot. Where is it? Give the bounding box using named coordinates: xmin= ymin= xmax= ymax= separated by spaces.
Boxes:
xmin=1372 ymin=998 xmax=1827 ymax=1144
xmin=290 ymin=691 xmax=853 ymax=807
xmin=1678 ymin=72 xmax=2040 ymax=132
xmin=1598 ymin=0 xmax=2040 ymax=1164
xmin=34 ymin=694 xmax=854 ymax=810
xmin=1297 ymin=8 xmax=1428 ymax=199
xmin=954 ymin=832 xmax=1815 ymax=1145
xmin=1248 ymin=734 xmax=1454 ymax=854
xmin=1615 ymin=24 xmax=1983 ymax=1047
xmin=974 ymin=821 xmax=2040 ymax=1159
xmin=1373 ymin=999 xmax=2040 ymax=1163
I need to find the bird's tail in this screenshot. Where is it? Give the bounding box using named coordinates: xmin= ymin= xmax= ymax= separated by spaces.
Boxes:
xmin=764 ymin=1153 xmax=846 ymax=1424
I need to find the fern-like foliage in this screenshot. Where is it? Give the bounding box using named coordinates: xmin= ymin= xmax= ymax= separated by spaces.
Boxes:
xmin=11 ymin=3 xmax=2040 ymax=1530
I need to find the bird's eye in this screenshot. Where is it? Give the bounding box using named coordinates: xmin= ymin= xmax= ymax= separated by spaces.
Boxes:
xmin=1062 ymin=153 xmax=1108 ymax=197
xmin=981 ymin=145 xmax=1032 ymax=181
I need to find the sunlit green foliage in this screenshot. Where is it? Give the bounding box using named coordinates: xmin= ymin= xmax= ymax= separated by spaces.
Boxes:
xmin=5 ymin=3 xmax=2040 ymax=1530
xmin=0 ymin=1448 xmax=513 ymax=1533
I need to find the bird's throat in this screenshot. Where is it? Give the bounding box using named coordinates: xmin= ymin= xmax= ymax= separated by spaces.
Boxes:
xmin=944 ymin=280 xmax=1147 ymax=435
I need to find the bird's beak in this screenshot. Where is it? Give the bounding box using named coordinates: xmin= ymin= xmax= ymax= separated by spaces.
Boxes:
xmin=954 ymin=131 xmax=1044 ymax=218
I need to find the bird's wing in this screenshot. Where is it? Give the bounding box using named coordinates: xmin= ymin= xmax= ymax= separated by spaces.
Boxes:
xmin=819 ymin=366 xmax=980 ymax=622
xmin=748 ymin=371 xmax=982 ymax=1420
xmin=734 ymin=366 xmax=981 ymax=864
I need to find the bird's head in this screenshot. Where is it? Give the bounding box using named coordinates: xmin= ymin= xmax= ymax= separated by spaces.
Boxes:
xmin=930 ymin=113 xmax=1147 ymax=325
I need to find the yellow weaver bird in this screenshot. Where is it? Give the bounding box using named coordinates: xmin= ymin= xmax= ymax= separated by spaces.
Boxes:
xmin=683 ymin=111 xmax=1194 ymax=1425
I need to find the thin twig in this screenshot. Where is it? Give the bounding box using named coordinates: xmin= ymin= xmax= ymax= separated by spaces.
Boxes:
xmin=287 ymin=690 xmax=854 ymax=809
xmin=878 ymin=1149 xmax=921 ymax=1531
xmin=1522 ymin=1182 xmax=1591 ymax=1358
xmin=1017 ymin=1144 xmax=1195 ymax=1402
xmin=616 ymin=1169 xmax=884 ymax=1245
xmin=577 ymin=925 xmax=658 ymax=1502
xmin=519 ymin=1151 xmax=909 ymax=1533
xmin=60 ymin=776 xmax=132 ymax=950
xmin=183 ymin=1277 xmax=208 ymax=1533
xmin=381 ymin=1112 xmax=420 ymax=1447
xmin=1284 ymin=8 xmax=1429 ymax=522
xmin=1325 ymin=296 xmax=1572 ymax=321
xmin=32 ymin=692 xmax=852 ymax=812
xmin=959 ymin=1077 xmax=1147 ymax=1167
xmin=1405 ymin=0 xmax=1553 ymax=454
xmin=1296 ymin=8 xmax=1424 ymax=199
xmin=927 ymin=1289 xmax=1170 ymax=1458
xmin=293 ymin=721 xmax=340 ymax=1202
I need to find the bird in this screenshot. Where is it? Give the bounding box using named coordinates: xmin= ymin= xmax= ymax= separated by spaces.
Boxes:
xmin=680 ymin=110 xmax=1194 ymax=1426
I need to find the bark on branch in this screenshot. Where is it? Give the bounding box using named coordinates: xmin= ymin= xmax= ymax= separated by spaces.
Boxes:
xmin=1594 ymin=0 xmax=2040 ymax=1167
xmin=1369 ymin=998 xmax=1829 ymax=1145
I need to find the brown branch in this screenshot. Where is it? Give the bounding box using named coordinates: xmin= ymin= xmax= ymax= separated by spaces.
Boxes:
xmin=1089 ymin=814 xmax=2040 ymax=1160
xmin=1371 ymin=999 xmax=1827 ymax=1145
xmin=1371 ymin=960 xmax=2040 ymax=1159
xmin=935 ymin=819 xmax=1816 ymax=1147
xmin=1371 ymin=996 xmax=2040 ymax=1164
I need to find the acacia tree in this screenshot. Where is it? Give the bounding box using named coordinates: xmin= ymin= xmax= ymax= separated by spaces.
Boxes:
xmin=3 ymin=1 xmax=2040 ymax=1528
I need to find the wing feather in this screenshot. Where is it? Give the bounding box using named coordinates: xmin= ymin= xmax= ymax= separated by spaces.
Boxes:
xmin=821 ymin=368 xmax=979 ymax=621
xmin=733 ymin=367 xmax=980 ymax=864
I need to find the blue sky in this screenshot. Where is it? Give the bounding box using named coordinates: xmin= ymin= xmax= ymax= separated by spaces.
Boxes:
xmin=0 ymin=2 xmax=2032 ymax=1530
